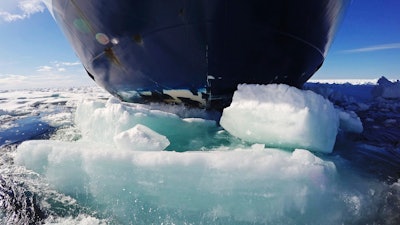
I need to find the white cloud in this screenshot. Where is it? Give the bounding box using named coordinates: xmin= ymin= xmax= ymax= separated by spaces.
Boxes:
xmin=341 ymin=43 xmax=400 ymax=53
xmin=0 ymin=60 xmax=88 ymax=90
xmin=37 ymin=61 xmax=82 ymax=73
xmin=19 ymin=0 xmax=44 ymax=15
xmin=61 ymin=61 xmax=81 ymax=66
xmin=0 ymin=0 xmax=45 ymax=22
xmin=0 ymin=11 xmax=25 ymax=22
xmin=0 ymin=72 xmax=93 ymax=90
xmin=0 ymin=74 xmax=27 ymax=84
xmin=37 ymin=65 xmax=52 ymax=72
xmin=53 ymin=61 xmax=82 ymax=67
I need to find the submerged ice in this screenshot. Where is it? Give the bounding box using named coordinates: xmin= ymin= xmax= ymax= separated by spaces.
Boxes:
xmin=1 ymin=82 xmax=400 ymax=224
xmin=16 ymin=141 xmax=344 ymax=224
xmin=74 ymin=97 xmax=223 ymax=151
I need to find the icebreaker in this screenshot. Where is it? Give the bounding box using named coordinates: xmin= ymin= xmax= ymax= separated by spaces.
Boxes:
xmin=43 ymin=0 xmax=348 ymax=109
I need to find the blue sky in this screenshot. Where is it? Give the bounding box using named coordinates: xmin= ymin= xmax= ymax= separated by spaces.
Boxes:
xmin=0 ymin=0 xmax=399 ymax=90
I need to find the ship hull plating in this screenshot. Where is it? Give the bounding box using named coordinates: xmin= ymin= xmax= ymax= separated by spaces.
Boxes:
xmin=46 ymin=0 xmax=348 ymax=108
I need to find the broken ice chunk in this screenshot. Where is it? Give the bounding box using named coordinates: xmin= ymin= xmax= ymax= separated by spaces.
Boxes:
xmin=113 ymin=124 xmax=170 ymax=151
xmin=220 ymin=84 xmax=339 ymax=153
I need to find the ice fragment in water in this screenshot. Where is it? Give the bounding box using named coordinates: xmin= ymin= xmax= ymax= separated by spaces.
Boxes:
xmin=337 ymin=110 xmax=363 ymax=133
xmin=220 ymin=84 xmax=339 ymax=153
xmin=113 ymin=124 xmax=170 ymax=151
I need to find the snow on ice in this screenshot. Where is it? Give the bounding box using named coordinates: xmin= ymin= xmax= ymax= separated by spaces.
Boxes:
xmin=113 ymin=124 xmax=170 ymax=151
xmin=1 ymin=79 xmax=400 ymax=224
xmin=220 ymin=84 xmax=340 ymax=153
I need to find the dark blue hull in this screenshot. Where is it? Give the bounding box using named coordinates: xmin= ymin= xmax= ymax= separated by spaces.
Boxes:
xmin=45 ymin=0 xmax=348 ymax=108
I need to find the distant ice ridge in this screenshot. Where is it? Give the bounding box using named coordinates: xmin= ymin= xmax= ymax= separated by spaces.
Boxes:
xmin=220 ymin=84 xmax=362 ymax=153
xmin=372 ymin=76 xmax=400 ymax=99
xmin=309 ymin=78 xmax=379 ymax=85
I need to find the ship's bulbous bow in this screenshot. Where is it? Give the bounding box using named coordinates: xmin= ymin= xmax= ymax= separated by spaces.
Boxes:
xmin=45 ymin=0 xmax=349 ymax=109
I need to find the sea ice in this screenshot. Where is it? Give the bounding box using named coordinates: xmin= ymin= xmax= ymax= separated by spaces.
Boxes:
xmin=14 ymin=140 xmax=340 ymax=224
xmin=74 ymin=97 xmax=221 ymax=151
xmin=372 ymin=76 xmax=400 ymax=99
xmin=220 ymin=84 xmax=339 ymax=153
xmin=2 ymin=85 xmax=399 ymax=224
xmin=337 ymin=110 xmax=363 ymax=133
xmin=113 ymin=124 xmax=170 ymax=151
